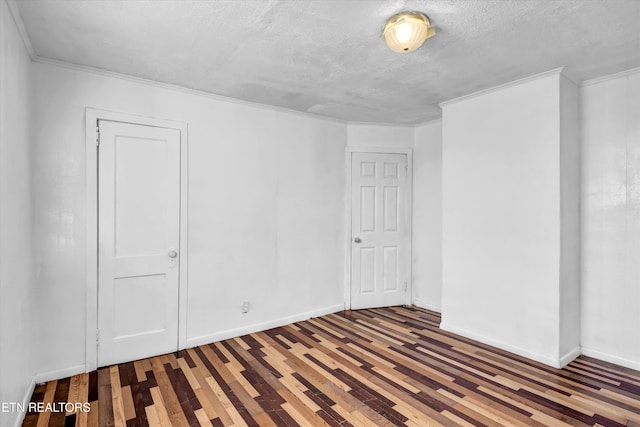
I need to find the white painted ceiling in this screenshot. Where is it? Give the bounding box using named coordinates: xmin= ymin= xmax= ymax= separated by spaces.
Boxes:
xmin=15 ymin=0 xmax=640 ymax=124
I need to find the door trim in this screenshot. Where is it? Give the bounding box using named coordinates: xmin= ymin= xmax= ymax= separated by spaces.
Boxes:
xmin=85 ymin=108 xmax=189 ymax=372
xmin=345 ymin=147 xmax=413 ymax=310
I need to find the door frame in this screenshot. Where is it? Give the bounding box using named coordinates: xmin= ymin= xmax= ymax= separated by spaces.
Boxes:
xmin=85 ymin=108 xmax=189 ymax=372
xmin=345 ymin=147 xmax=413 ymax=310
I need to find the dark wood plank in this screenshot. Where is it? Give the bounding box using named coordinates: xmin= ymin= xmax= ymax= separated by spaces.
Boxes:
xmin=97 ymin=367 xmax=114 ymax=427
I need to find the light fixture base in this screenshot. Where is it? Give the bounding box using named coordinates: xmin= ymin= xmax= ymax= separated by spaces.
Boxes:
xmin=383 ymin=11 xmax=435 ymax=53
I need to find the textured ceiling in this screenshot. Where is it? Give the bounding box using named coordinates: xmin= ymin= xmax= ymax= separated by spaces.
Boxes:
xmin=15 ymin=0 xmax=640 ymax=124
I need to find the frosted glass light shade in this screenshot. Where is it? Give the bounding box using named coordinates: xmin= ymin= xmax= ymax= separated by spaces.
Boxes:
xmin=383 ymin=12 xmax=435 ymax=53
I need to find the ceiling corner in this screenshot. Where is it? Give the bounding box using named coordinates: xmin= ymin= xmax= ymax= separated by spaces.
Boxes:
xmin=5 ymin=0 xmax=37 ymax=60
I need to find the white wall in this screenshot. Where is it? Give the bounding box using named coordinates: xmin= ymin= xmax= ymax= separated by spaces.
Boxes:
xmin=581 ymin=69 xmax=640 ymax=370
xmin=0 ymin=1 xmax=36 ymax=426
xmin=440 ymin=71 xmax=580 ymax=367
xmin=346 ymin=69 xmax=640 ymax=372
xmin=412 ymin=121 xmax=442 ymax=312
xmin=31 ymin=61 xmax=347 ymax=377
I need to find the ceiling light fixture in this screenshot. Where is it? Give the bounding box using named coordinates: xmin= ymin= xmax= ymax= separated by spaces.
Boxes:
xmin=383 ymin=11 xmax=435 ymax=53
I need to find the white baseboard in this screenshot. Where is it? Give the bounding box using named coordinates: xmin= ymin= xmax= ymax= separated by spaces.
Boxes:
xmin=310 ymin=303 xmax=345 ymax=318
xmin=10 ymin=377 xmax=36 ymax=427
xmin=558 ymin=346 xmax=582 ymax=368
xmin=28 ymin=304 xmax=345 ymax=388
xmin=33 ymin=364 xmax=86 ymax=384
xmin=412 ymin=298 xmax=441 ymax=313
xmin=187 ymin=304 xmax=345 ymax=348
xmin=440 ymin=322 xmax=567 ymax=368
xmin=581 ymin=347 xmax=640 ymax=371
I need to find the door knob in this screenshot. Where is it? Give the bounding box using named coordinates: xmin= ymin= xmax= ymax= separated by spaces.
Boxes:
xmin=168 ymin=250 xmax=178 ymax=258
xmin=354 ymin=237 xmax=362 ymax=243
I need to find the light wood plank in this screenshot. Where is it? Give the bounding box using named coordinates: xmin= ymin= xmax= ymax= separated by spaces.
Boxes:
xmin=194 ymin=408 xmax=213 ymax=427
xmin=149 ymin=387 xmax=174 ymax=427
xmin=144 ymin=404 xmax=161 ymax=427
xmin=109 ymin=366 xmax=127 ymax=427
xmin=120 ymin=385 xmax=136 ymax=421
xmin=35 ymin=381 xmax=57 ymax=427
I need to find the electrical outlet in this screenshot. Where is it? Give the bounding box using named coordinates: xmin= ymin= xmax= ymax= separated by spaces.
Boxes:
xmin=242 ymin=301 xmax=250 ymax=314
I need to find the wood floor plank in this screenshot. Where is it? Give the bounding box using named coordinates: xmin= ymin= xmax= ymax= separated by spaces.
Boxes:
xmin=35 ymin=381 xmax=57 ymax=427
xmin=97 ymin=368 xmax=114 ymax=427
xmin=144 ymin=404 xmax=161 ymax=427
xmin=188 ymin=348 xmax=235 ymax=425
xmin=199 ymin=345 xmax=257 ymax=425
xmin=121 ymin=385 xmax=136 ymax=421
xmin=177 ymin=357 xmax=200 ymax=391
xmin=22 ymin=307 xmax=640 ymax=427
xmin=109 ymin=365 xmax=127 ymax=427
xmin=133 ymin=361 xmax=148 ymax=383
xmin=194 ymin=408 xmax=213 ymax=426
xmin=66 ymin=375 xmax=80 ymax=416
xmin=149 ymin=387 xmax=173 ymax=427
xmin=77 ymin=373 xmax=89 ymax=404
xmin=205 ymin=376 xmax=249 ymax=427
xmin=86 ymin=401 xmax=99 ymax=427
xmin=149 ymin=358 xmax=190 ymax=427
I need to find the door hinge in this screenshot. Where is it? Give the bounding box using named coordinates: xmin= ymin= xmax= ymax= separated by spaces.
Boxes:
xmin=96 ymin=329 xmax=100 ymax=346
xmin=404 ymin=281 xmax=408 ymax=292
xmin=405 ymin=162 xmax=408 ymax=171
xmin=96 ymin=126 xmax=100 ymax=147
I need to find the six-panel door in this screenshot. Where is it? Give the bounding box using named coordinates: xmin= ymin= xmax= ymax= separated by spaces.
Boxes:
xmin=351 ymin=152 xmax=408 ymax=309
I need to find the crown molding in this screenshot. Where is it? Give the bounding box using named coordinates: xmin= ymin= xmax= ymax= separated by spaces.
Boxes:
xmin=34 ymin=56 xmax=448 ymax=128
xmin=6 ymin=0 xmax=346 ymax=127
xmin=32 ymin=55 xmax=349 ymax=126
xmin=347 ymin=116 xmax=443 ymax=129
xmin=5 ymin=0 xmax=35 ymax=59
xmin=559 ymin=68 xmax=581 ymax=86
xmin=413 ymin=118 xmax=442 ymax=127
xmin=439 ymin=67 xmax=565 ymax=108
xmin=581 ymin=66 xmax=640 ymax=87
xmin=347 ymin=120 xmax=418 ymax=129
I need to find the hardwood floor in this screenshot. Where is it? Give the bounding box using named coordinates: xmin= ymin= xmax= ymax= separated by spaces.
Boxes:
xmin=22 ymin=307 xmax=640 ymax=426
